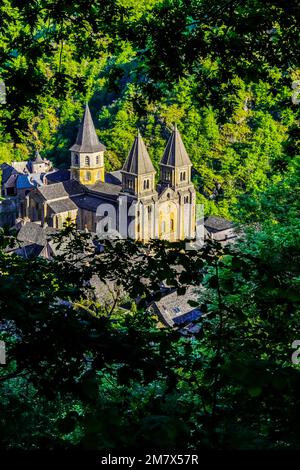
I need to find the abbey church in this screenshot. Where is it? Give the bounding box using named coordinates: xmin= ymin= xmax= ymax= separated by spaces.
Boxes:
xmin=3 ymin=105 xmax=196 ymax=241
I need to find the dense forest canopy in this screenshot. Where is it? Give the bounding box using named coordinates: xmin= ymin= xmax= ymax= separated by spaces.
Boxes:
xmin=0 ymin=0 xmax=299 ymax=217
xmin=0 ymin=0 xmax=300 ymax=453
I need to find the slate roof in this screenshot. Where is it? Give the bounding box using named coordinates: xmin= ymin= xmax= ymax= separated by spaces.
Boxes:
xmin=16 ymin=174 xmax=37 ymax=190
xmin=14 ymin=223 xmax=57 ymax=258
xmin=105 ymin=170 xmax=122 ymax=186
xmin=1 ymin=163 xmax=16 ymax=185
xmin=204 ymin=216 xmax=234 ymax=232
xmin=70 ymin=104 xmax=106 ymax=153
xmin=38 ymin=180 xmax=85 ymax=200
xmin=151 ymin=286 xmax=202 ymax=327
xmin=16 ymin=244 xmax=45 ymax=258
xmin=4 ymin=173 xmax=18 ymax=188
xmin=45 ymin=169 xmax=70 ymax=184
xmin=47 ymin=198 xmax=78 ymax=214
xmin=160 ymin=124 xmax=192 ymax=167
xmin=88 ymin=181 xmax=122 ymax=198
xmin=17 ymin=222 xmax=57 ymax=245
xmin=72 ymin=194 xmax=110 ymax=212
xmin=122 ymin=131 xmax=155 ymax=175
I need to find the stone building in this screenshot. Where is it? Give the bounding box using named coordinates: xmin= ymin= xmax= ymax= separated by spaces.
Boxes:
xmin=25 ymin=104 xmax=196 ymax=241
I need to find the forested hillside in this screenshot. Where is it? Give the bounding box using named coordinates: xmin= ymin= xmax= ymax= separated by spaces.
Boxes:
xmin=0 ymin=0 xmax=299 ymax=218
xmin=0 ymin=0 xmax=300 ymax=454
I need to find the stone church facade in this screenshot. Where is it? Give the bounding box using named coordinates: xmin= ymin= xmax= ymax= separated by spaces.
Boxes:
xmin=26 ymin=104 xmax=196 ymax=241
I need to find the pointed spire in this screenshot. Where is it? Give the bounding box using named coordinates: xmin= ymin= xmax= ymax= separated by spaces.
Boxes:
xmin=70 ymin=103 xmax=106 ymax=153
xmin=122 ymin=131 xmax=155 ymax=175
xmin=33 ymin=150 xmax=43 ymax=163
xmin=161 ymin=124 xmax=191 ymax=167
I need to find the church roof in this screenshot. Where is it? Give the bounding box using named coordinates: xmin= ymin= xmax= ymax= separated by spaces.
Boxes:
xmin=45 ymin=169 xmax=70 ymax=184
xmin=160 ymin=124 xmax=192 ymax=167
xmin=70 ymin=104 xmax=106 ymax=153
xmin=105 ymin=170 xmax=122 ymax=186
xmin=47 ymin=198 xmax=78 ymax=214
xmin=87 ymin=181 xmax=122 ymax=199
xmin=122 ymin=131 xmax=155 ymax=175
xmin=38 ymin=180 xmax=85 ymax=201
xmin=72 ymin=194 xmax=113 ymax=211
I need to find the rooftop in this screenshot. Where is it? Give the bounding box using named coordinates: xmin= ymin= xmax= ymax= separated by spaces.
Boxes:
xmin=105 ymin=170 xmax=122 ymax=186
xmin=204 ymin=216 xmax=234 ymax=232
xmin=122 ymin=131 xmax=156 ymax=175
xmin=71 ymin=194 xmax=111 ymax=211
xmin=17 ymin=222 xmax=57 ymax=246
xmin=160 ymin=125 xmax=192 ymax=168
xmin=70 ymin=103 xmax=106 ymax=154
xmin=151 ymin=285 xmax=202 ymax=327
xmin=87 ymin=180 xmax=122 ymax=198
xmin=45 ymin=169 xmax=70 ymax=184
xmin=47 ymin=198 xmax=78 ymax=214
xmin=38 ymin=180 xmax=85 ymax=201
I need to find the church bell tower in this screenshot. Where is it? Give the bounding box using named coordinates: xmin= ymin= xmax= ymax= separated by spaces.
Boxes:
xmin=70 ymin=104 xmax=106 ymax=185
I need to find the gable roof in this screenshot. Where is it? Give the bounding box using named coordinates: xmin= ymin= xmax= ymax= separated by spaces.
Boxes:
xmin=4 ymin=173 xmax=18 ymax=188
xmin=72 ymin=194 xmax=111 ymax=212
xmin=47 ymin=198 xmax=78 ymax=214
xmin=45 ymin=169 xmax=70 ymax=184
xmin=160 ymin=124 xmax=192 ymax=167
xmin=157 ymin=186 xmax=178 ymax=202
xmin=1 ymin=163 xmax=17 ymax=184
xmin=17 ymin=222 xmax=57 ymax=245
xmin=105 ymin=170 xmax=122 ymax=186
xmin=87 ymin=180 xmax=122 ymax=199
xmin=38 ymin=180 xmax=85 ymax=201
xmin=122 ymin=131 xmax=155 ymax=175
xmin=70 ymin=104 xmax=106 ymax=153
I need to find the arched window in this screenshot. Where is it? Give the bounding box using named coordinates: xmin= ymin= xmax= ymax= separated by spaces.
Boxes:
xmin=85 ymin=171 xmax=91 ymax=181
xmin=85 ymin=156 xmax=90 ymax=167
xmin=180 ymin=171 xmax=186 ymax=182
xmin=96 ymin=155 xmax=99 ymax=165
xmin=143 ymin=179 xmax=150 ymax=190
xmin=165 ymin=171 xmax=171 ymax=181
xmin=74 ymin=154 xmax=79 ymax=165
xmin=184 ymin=195 xmax=189 ymax=204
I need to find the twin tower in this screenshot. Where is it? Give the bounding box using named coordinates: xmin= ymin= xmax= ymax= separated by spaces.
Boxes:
xmin=70 ymin=104 xmax=196 ymax=241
